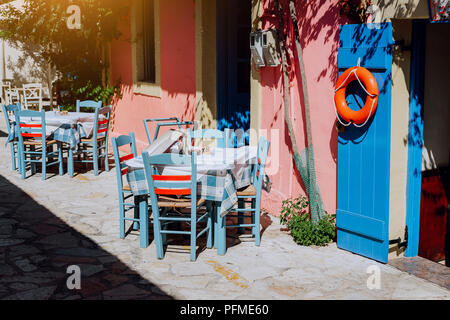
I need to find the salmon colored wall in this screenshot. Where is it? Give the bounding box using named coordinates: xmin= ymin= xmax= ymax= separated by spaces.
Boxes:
xmin=110 ymin=0 xmax=196 ymax=151
xmin=258 ymin=0 xmax=343 ymax=216
xmin=110 ymin=0 xmax=342 ymax=218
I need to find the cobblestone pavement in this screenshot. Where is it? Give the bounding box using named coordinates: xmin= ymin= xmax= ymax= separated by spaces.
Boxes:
xmin=0 ymin=118 xmax=449 ymax=300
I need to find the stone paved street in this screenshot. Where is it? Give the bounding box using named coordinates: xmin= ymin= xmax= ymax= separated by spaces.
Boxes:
xmin=0 ymin=119 xmax=449 ymax=300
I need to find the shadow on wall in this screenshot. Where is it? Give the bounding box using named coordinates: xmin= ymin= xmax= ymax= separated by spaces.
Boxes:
xmin=258 ymin=0 xmax=344 ymax=92
xmin=257 ymin=0 xmax=344 ymax=194
xmin=0 ymin=174 xmax=172 ymax=300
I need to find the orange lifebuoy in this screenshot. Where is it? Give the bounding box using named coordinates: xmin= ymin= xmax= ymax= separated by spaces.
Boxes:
xmin=334 ymin=66 xmax=379 ymax=126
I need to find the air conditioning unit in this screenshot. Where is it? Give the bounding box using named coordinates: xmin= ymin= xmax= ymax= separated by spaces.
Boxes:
xmin=261 ymin=29 xmax=280 ymax=67
xmin=250 ymin=31 xmax=265 ymax=67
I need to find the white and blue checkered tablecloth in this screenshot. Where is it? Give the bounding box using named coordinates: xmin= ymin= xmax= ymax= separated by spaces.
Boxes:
xmin=125 ymin=147 xmax=256 ymax=217
xmin=6 ymin=112 xmax=96 ymax=150
xmin=51 ymin=123 xmax=89 ymax=149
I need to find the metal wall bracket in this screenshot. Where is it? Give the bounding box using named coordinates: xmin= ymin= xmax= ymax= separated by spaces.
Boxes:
xmin=389 ymin=226 xmax=408 ymax=249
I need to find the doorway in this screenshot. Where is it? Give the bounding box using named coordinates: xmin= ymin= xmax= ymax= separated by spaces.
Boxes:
xmin=216 ymin=0 xmax=251 ymax=140
xmin=419 ymin=22 xmax=450 ymax=266
xmin=407 ymin=20 xmax=449 ymax=267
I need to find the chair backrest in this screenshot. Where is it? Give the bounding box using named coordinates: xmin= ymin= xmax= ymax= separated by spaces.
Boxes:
xmin=22 ymin=83 xmax=42 ymax=109
xmin=143 ymin=117 xmax=196 ymax=144
xmin=14 ymin=109 xmax=47 ymax=147
xmin=142 ymin=152 xmax=197 ymax=212
xmin=6 ymin=89 xmax=20 ymax=105
xmin=2 ymin=80 xmax=11 ymax=88
xmin=76 ymin=100 xmax=102 ymax=113
xmin=252 ymin=136 xmax=270 ymax=190
xmin=111 ymin=132 xmax=138 ymax=191
xmin=186 ymin=128 xmax=233 ymax=149
xmin=93 ymin=105 xmax=112 ymax=142
xmin=1 ymin=82 xmax=11 ymax=104
xmin=2 ymin=103 xmax=21 ymax=134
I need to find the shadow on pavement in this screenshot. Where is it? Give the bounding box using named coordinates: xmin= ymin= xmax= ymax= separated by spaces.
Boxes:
xmin=0 ymin=174 xmax=173 ymax=300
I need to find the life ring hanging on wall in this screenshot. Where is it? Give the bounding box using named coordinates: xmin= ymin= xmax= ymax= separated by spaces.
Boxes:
xmin=333 ymin=66 xmax=379 ymax=127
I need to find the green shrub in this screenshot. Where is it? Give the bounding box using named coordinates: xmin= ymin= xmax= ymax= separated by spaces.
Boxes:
xmin=280 ymin=195 xmax=336 ymax=246
xmin=74 ymin=81 xmax=122 ymax=107
xmin=53 ymin=78 xmax=122 ymax=112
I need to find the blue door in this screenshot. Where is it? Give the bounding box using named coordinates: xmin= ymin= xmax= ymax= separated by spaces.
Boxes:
xmin=216 ymin=0 xmax=251 ymax=137
xmin=336 ymin=23 xmax=393 ymax=263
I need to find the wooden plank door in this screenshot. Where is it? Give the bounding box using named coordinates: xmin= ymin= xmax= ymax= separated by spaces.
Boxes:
xmin=336 ymin=23 xmax=394 ymax=263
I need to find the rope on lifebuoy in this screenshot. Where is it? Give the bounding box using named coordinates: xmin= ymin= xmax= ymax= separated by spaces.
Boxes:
xmin=333 ymin=66 xmax=379 ymax=128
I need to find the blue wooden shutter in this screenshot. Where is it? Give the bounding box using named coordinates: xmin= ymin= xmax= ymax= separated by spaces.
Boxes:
xmin=336 ymin=23 xmax=393 ymax=263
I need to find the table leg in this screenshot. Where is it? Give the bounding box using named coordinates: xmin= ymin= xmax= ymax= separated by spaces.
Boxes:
xmin=216 ymin=205 xmax=227 ymax=256
xmin=213 ymin=202 xmax=219 ymax=248
xmin=68 ymin=147 xmax=74 ymax=177
xmin=139 ymin=195 xmax=149 ymax=248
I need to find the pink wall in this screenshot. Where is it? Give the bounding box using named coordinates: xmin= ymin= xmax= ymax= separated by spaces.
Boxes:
xmin=110 ymin=0 xmax=343 ymax=218
xmin=258 ymin=0 xmax=343 ymax=216
xmin=110 ymin=0 xmax=196 ymax=151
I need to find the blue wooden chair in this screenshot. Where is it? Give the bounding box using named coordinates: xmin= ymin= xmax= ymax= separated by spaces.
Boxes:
xmin=76 ymin=100 xmax=102 ymax=113
xmin=15 ymin=110 xmax=63 ymax=180
xmin=111 ymin=132 xmax=143 ymax=239
xmin=69 ymin=105 xmax=111 ymax=176
xmin=186 ymin=128 xmax=233 ymax=149
xmin=2 ymin=103 xmax=21 ymax=171
xmin=216 ymin=136 xmax=270 ymax=254
xmin=143 ymin=117 xmax=196 ymax=144
xmin=142 ymin=152 xmax=213 ymax=261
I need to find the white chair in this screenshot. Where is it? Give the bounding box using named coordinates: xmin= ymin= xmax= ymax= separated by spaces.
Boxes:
xmin=6 ymin=88 xmax=20 ymax=105
xmin=1 ymin=81 xmax=12 ymax=104
xmin=22 ymin=83 xmax=43 ymax=111
xmin=42 ymin=86 xmax=57 ymax=110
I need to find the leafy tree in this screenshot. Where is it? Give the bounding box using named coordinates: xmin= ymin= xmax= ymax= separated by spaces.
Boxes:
xmin=0 ymin=0 xmax=129 ymax=106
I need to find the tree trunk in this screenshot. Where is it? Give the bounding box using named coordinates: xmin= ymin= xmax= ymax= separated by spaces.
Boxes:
xmin=288 ymin=0 xmax=324 ymax=223
xmin=275 ymin=0 xmax=325 ymax=223
xmin=274 ymin=0 xmax=303 ymax=173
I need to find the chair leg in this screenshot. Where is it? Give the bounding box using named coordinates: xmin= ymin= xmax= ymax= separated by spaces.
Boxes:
xmin=152 ymin=209 xmax=164 ymax=259
xmin=41 ymin=148 xmax=46 ymax=181
xmin=16 ymin=143 xmax=22 ymax=174
xmin=119 ymin=202 xmax=125 ymax=239
xmin=190 ymin=209 xmax=197 ymax=262
xmin=139 ymin=196 xmax=149 ymax=249
xmin=104 ymin=142 xmax=109 ymax=172
xmin=160 ymin=208 xmax=167 ymax=246
xmin=58 ymin=143 xmax=63 ymax=176
xmin=10 ymin=143 xmax=16 ymax=171
xmin=20 ymin=144 xmax=26 ymax=180
xmin=93 ymin=144 xmax=99 ymax=176
xmin=251 ymin=198 xmax=256 ymax=238
xmin=254 ymin=197 xmax=261 ymax=246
